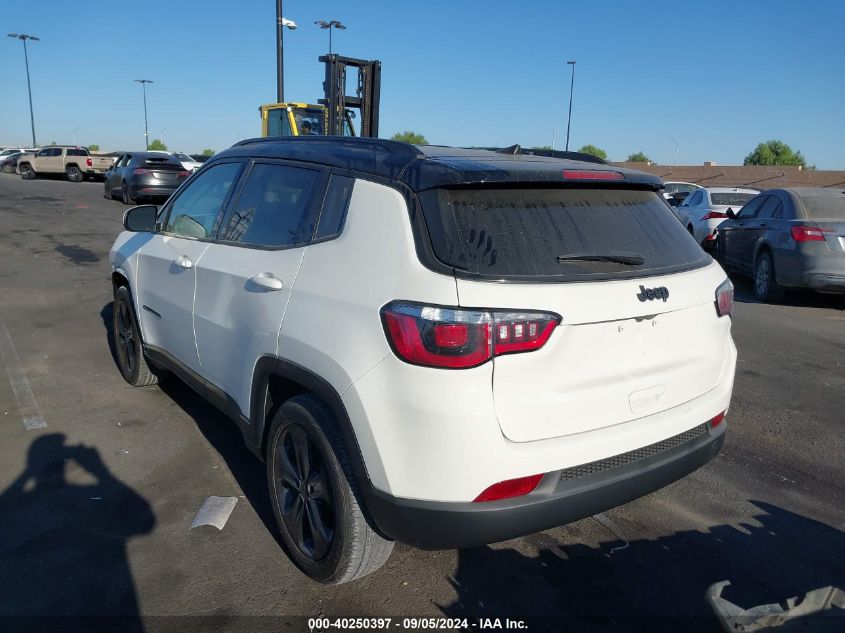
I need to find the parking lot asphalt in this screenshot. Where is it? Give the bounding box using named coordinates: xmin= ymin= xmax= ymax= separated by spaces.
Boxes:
xmin=0 ymin=174 xmax=843 ymax=631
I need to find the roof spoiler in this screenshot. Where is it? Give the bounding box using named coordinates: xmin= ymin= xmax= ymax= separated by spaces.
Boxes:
xmin=486 ymin=144 xmax=608 ymax=165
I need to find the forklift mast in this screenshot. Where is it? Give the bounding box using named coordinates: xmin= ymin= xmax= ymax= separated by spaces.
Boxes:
xmin=319 ymin=54 xmax=381 ymax=137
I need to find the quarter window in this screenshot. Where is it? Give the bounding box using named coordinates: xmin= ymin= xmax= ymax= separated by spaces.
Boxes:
xmin=164 ymin=162 xmax=243 ymax=239
xmin=314 ymin=175 xmax=354 ymax=239
xmin=222 ymin=163 xmax=321 ymax=247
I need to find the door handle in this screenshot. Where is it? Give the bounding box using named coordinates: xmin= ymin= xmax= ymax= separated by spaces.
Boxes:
xmin=248 ymin=273 xmax=283 ymax=291
xmin=174 ymin=255 xmax=193 ymax=269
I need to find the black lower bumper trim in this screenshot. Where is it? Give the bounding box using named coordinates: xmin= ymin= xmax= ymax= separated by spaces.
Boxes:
xmin=365 ymin=423 xmax=725 ymax=550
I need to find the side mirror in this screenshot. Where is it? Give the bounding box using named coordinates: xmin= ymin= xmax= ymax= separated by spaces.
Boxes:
xmin=123 ymin=205 xmax=158 ymax=232
xmin=726 ymin=208 xmax=736 ymax=219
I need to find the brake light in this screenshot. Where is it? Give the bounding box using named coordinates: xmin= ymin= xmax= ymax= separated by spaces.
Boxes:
xmin=709 ymin=411 xmax=726 ymax=428
xmin=790 ymin=226 xmax=831 ymax=242
xmin=562 ymin=169 xmax=625 ymax=181
xmin=133 ymin=168 xmax=151 ymax=175
xmin=86 ymin=158 xmax=92 ymax=167
xmin=474 ymin=474 xmax=543 ymax=502
xmin=715 ymin=279 xmax=733 ymax=317
xmin=381 ymin=302 xmax=560 ymax=369
xmin=702 ymin=211 xmax=729 ymax=220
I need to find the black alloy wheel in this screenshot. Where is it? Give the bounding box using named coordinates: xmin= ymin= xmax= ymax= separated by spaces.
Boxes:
xmin=273 ymin=423 xmax=336 ymax=561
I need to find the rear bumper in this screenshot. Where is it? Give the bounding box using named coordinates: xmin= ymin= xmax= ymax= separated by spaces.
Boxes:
xmin=366 ymin=421 xmax=726 ymax=549
xmin=806 ymin=273 xmax=845 ymax=293
xmin=130 ymin=183 xmax=180 ymax=198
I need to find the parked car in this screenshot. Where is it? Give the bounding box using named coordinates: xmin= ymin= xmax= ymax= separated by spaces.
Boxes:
xmin=715 ymin=187 xmax=845 ymax=300
xmin=0 ymin=152 xmax=23 ymax=174
xmin=17 ymin=146 xmax=113 ymax=182
xmin=676 ymin=187 xmax=760 ymax=247
xmin=663 ymin=181 xmax=702 ymax=200
xmin=0 ymin=147 xmax=37 ymax=159
xmin=109 ymin=138 xmax=736 ymax=583
xmin=189 ymin=154 xmax=212 ymax=163
xmin=104 ymin=152 xmax=191 ymax=204
xmin=148 ymin=150 xmax=203 ymax=172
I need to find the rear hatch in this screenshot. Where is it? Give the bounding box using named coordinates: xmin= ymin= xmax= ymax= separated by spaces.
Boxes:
xmin=141 ymin=157 xmax=186 ymax=183
xmin=421 ymin=186 xmax=732 ymax=443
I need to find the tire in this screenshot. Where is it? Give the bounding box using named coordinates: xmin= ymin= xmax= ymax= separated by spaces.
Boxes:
xmin=66 ymin=165 xmax=84 ymax=182
xmin=754 ymin=252 xmax=784 ymax=302
xmin=2 ymin=164 xmax=13 ymax=174
xmin=121 ymin=182 xmax=136 ymax=205
xmin=19 ymin=164 xmax=35 ymax=180
xmin=266 ymin=394 xmax=393 ymax=584
xmin=112 ymin=285 xmax=158 ymax=387
xmin=104 ymin=181 xmax=111 ymax=199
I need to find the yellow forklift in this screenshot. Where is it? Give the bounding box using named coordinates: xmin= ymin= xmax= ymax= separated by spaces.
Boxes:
xmin=259 ymin=54 xmax=381 ymax=137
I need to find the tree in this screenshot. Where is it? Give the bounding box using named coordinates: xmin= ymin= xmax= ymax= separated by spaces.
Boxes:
xmin=626 ymin=151 xmax=651 ymax=163
xmin=578 ymin=144 xmax=608 ymax=160
xmin=391 ymin=131 xmax=428 ymax=144
xmin=201 ymin=148 xmax=215 ymax=156
xmin=743 ymin=140 xmax=806 ymax=167
xmin=88 ymin=144 xmax=100 ymax=152
xmin=148 ymin=139 xmax=167 ymax=151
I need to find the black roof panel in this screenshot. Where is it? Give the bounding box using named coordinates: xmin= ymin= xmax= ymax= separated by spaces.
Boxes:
xmin=220 ymin=137 xmax=663 ymax=192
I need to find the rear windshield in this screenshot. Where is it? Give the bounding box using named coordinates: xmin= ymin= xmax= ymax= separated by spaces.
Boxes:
xmin=800 ymin=195 xmax=845 ymax=219
xmin=143 ymin=157 xmax=183 ymax=170
xmin=710 ymin=192 xmax=755 ymax=206
xmin=419 ymin=187 xmax=710 ymax=281
xmin=66 ymin=148 xmax=89 ymax=157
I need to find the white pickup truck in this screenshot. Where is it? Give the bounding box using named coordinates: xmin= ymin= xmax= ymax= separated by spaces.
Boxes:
xmin=17 ymin=146 xmax=113 ymax=182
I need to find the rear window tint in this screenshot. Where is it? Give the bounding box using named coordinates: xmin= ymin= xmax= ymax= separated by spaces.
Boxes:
xmin=711 ymin=192 xmax=756 ymax=206
xmin=800 ymin=195 xmax=845 ymax=219
xmin=420 ymin=187 xmax=710 ymax=281
xmin=66 ymin=148 xmax=88 ymax=157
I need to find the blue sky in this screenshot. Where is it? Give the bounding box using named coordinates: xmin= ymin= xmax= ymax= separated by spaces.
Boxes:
xmin=2 ymin=0 xmax=843 ymax=167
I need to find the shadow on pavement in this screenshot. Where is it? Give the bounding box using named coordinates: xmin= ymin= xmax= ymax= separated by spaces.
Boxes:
xmin=440 ymin=501 xmax=845 ymax=631
xmin=732 ymin=275 xmax=845 ymax=310
xmin=0 ymin=433 xmax=154 ymax=630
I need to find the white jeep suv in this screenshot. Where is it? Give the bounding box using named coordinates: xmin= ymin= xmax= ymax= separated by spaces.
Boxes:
xmin=110 ymin=138 xmax=737 ymax=584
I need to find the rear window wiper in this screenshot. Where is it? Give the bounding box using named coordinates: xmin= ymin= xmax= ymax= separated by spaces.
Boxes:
xmin=556 ymin=252 xmax=645 ymax=266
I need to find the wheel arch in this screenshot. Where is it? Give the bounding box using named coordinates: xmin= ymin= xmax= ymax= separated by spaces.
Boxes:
xmin=250 ymin=357 xmax=380 ymax=525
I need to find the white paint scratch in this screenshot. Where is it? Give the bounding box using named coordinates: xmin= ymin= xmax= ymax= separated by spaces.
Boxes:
xmin=0 ymin=316 xmax=47 ymax=430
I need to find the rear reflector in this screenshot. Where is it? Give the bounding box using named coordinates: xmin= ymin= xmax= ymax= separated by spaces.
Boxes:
xmin=709 ymin=411 xmax=726 ymax=428
xmin=562 ymin=169 xmax=625 ymax=181
xmin=133 ymin=168 xmax=151 ymax=175
xmin=790 ymin=225 xmax=831 ymax=242
xmin=474 ymin=474 xmax=544 ymax=502
xmin=715 ymin=279 xmax=733 ymax=317
xmin=381 ymin=302 xmax=560 ymax=369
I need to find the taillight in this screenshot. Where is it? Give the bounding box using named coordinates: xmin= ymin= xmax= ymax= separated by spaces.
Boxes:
xmin=702 ymin=211 xmax=729 ymax=220
xmin=709 ymin=411 xmax=726 ymax=428
xmin=381 ymin=302 xmax=560 ymax=369
xmin=715 ymin=279 xmax=733 ymax=317
xmin=86 ymin=158 xmax=92 ymax=167
xmin=790 ymin=225 xmax=831 ymax=242
xmin=474 ymin=474 xmax=544 ymax=502
xmin=178 ymin=170 xmax=191 ymax=178
xmin=562 ymin=169 xmax=624 ymax=181
xmin=133 ymin=168 xmax=151 ymax=175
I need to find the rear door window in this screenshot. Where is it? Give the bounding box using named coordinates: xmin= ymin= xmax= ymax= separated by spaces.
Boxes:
xmin=758 ymin=197 xmax=783 ymax=219
xmin=737 ymin=196 xmax=765 ymax=219
xmin=221 ymin=163 xmax=322 ymax=247
xmin=419 ymin=187 xmax=710 ymax=281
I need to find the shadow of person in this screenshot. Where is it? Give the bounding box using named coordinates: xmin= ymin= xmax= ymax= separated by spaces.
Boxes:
xmin=440 ymin=501 xmax=845 ymax=632
xmin=0 ymin=433 xmax=155 ymax=630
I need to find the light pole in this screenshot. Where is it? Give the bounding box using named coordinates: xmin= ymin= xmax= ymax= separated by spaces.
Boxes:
xmin=314 ymin=20 xmax=346 ymax=55
xmin=134 ymin=79 xmax=153 ymax=150
xmin=7 ymin=33 xmax=39 ymax=147
xmin=275 ymin=0 xmax=298 ymax=103
xmin=552 ymin=125 xmax=563 ymax=150
xmin=667 ymin=136 xmax=679 ymax=165
xmin=565 ymin=60 xmax=576 ymax=152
